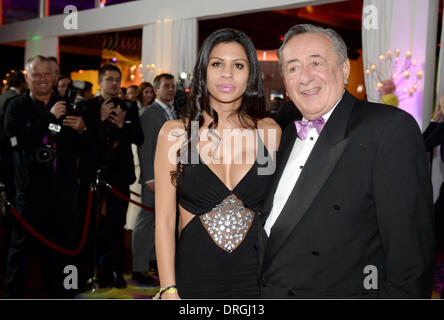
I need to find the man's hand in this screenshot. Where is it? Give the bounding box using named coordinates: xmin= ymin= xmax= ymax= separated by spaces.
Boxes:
xmin=63 ymin=115 xmax=86 ymax=133
xmin=109 ymin=107 xmax=127 ymax=128
xmin=50 ymin=101 xmax=67 ymax=119
xmin=145 ymin=181 xmax=155 ymax=193
xmin=100 ymin=98 xmax=115 ymax=121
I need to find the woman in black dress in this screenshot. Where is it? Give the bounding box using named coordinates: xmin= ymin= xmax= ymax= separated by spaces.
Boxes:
xmin=154 ymin=28 xmax=281 ymax=299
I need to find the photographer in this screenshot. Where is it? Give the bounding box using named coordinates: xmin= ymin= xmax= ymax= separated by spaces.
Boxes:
xmin=82 ymin=64 xmax=143 ymax=289
xmin=2 ymin=55 xmax=89 ymax=298
xmin=0 ymin=70 xmax=27 ymax=251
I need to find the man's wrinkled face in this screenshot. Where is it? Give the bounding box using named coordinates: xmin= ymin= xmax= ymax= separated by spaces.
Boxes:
xmin=26 ymin=60 xmax=55 ymax=97
xmin=280 ymin=33 xmax=350 ymax=120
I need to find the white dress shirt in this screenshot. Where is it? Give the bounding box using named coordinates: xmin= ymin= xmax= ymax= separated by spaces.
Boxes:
xmin=264 ymin=100 xmax=341 ymax=236
xmin=155 ymin=98 xmax=176 ymax=120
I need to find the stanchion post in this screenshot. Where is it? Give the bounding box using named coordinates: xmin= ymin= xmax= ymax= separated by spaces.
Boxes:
xmin=87 ymin=168 xmax=106 ymax=293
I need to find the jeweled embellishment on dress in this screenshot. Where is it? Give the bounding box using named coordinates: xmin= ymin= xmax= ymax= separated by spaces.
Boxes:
xmin=200 ymin=194 xmax=255 ymax=253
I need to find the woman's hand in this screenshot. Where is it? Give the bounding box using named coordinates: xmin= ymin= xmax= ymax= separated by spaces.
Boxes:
xmin=433 ymin=101 xmax=443 ymax=122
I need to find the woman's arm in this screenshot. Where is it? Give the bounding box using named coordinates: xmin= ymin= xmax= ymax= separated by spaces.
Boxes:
xmin=154 ymin=120 xmax=182 ymax=299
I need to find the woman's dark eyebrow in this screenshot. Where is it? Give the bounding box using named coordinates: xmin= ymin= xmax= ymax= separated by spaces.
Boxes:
xmin=209 ymin=57 xmax=248 ymax=63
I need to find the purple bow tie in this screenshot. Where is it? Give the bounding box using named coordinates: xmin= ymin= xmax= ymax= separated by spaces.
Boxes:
xmin=294 ymin=116 xmax=326 ymax=140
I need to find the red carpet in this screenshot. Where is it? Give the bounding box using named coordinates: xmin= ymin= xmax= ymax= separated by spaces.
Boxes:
xmin=432 ymin=249 xmax=444 ymax=299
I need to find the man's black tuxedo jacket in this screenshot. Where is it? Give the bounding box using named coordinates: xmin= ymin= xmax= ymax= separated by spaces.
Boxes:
xmin=259 ymin=91 xmax=435 ymax=299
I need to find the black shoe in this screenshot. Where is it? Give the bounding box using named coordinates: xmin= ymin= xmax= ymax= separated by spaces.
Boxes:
xmin=112 ymin=271 xmax=127 ymax=289
xmin=132 ymin=272 xmax=156 ymax=285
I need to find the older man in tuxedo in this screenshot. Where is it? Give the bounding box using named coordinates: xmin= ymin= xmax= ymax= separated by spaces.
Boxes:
xmin=259 ymin=24 xmax=435 ymax=299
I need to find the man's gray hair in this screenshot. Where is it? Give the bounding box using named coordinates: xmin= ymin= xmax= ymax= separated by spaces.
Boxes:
xmin=24 ymin=55 xmax=52 ymax=74
xmin=278 ymin=24 xmax=348 ymax=71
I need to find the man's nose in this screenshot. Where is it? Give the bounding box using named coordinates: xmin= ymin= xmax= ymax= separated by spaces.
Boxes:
xmin=298 ymin=65 xmax=313 ymax=85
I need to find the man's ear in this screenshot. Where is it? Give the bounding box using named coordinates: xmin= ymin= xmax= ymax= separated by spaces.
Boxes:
xmin=342 ymin=58 xmax=351 ymax=84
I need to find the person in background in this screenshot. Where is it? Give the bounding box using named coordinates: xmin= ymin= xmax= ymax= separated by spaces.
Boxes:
xmin=423 ymin=94 xmax=444 ymax=253
xmin=0 ymin=70 xmax=27 ymax=123
xmin=47 ymin=56 xmax=60 ymax=85
xmin=56 ymin=75 xmax=72 ymax=98
xmin=74 ymin=81 xmax=94 ymax=103
xmin=81 ymin=64 xmax=144 ymax=289
xmin=3 ymin=55 xmax=89 ymax=298
xmin=137 ymin=82 xmax=155 ymax=110
xmin=131 ymin=74 xmax=175 ymax=285
xmin=126 ymin=85 xmax=138 ymax=103
xmin=118 ymin=87 xmax=127 ymax=100
xmin=0 ymin=70 xmax=27 ymax=270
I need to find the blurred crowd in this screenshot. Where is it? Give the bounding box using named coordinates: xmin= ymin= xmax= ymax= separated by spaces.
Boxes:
xmin=0 ymin=56 xmax=189 ymax=298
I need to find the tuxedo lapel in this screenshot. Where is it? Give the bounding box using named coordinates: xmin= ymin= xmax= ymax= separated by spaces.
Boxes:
xmin=263 ymin=91 xmax=356 ymax=269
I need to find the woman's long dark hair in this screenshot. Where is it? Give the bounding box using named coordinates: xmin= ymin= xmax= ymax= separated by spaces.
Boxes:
xmin=172 ymin=28 xmax=267 ymax=185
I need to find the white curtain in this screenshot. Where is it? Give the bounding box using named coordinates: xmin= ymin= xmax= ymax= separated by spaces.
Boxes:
xmin=126 ymin=18 xmax=197 ymax=229
xmin=362 ymin=0 xmax=393 ymax=103
xmin=362 ymin=0 xmax=441 ymax=201
xmin=141 ymin=18 xmax=197 ymax=84
xmin=362 ymin=0 xmax=438 ymax=129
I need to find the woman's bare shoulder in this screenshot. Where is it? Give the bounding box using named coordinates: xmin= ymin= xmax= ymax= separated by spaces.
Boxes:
xmin=257 ymin=117 xmax=281 ymax=132
xmin=257 ymin=117 xmax=282 ymax=153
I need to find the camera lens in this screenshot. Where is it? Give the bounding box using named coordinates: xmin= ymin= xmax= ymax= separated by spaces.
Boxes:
xmin=33 ymin=145 xmax=56 ymax=165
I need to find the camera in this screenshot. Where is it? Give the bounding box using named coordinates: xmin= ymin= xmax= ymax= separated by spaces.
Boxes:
xmin=110 ymin=97 xmax=131 ymax=112
xmin=49 ymin=80 xmax=88 ymax=135
xmin=30 ymin=144 xmax=57 ymax=166
xmin=64 ymin=80 xmax=88 ymax=116
xmin=107 ymin=97 xmax=132 ymax=123
xmin=103 ymin=97 xmax=133 ymax=149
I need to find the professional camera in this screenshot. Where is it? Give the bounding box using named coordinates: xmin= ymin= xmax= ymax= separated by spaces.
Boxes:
xmin=30 ymin=144 xmax=57 ymax=166
xmin=110 ymin=97 xmax=131 ymax=112
xmin=49 ymin=80 xmax=88 ymax=135
xmin=63 ymin=80 xmax=88 ymax=116
xmin=106 ymin=97 xmax=132 ymax=124
xmin=103 ymin=97 xmax=133 ymax=149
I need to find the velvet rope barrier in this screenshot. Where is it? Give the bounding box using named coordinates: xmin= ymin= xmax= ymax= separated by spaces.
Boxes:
xmin=130 ymin=190 xmax=141 ymax=197
xmin=106 ymin=183 xmax=155 ymax=213
xmin=8 ymin=187 xmax=94 ymax=256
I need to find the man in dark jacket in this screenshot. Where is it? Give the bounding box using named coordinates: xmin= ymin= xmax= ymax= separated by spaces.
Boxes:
xmin=82 ymin=64 xmax=143 ymax=289
xmin=3 ymin=55 xmax=89 ymax=298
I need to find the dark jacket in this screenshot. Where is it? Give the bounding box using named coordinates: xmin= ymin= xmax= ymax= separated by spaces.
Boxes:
xmin=259 ymin=91 xmax=435 ymax=299
xmin=82 ymin=96 xmax=144 ymax=187
xmin=3 ymin=91 xmax=89 ymax=209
